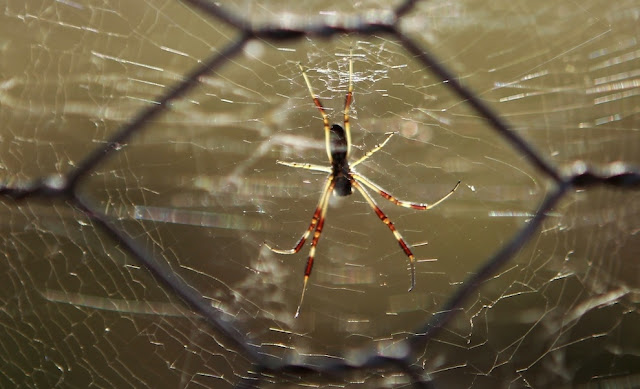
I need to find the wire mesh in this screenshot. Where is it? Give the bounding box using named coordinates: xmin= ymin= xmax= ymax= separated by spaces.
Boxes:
xmin=1 ymin=0 xmax=639 ymax=387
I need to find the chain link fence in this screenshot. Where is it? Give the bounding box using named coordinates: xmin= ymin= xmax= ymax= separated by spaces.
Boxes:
xmin=1 ymin=1 xmax=639 ymax=387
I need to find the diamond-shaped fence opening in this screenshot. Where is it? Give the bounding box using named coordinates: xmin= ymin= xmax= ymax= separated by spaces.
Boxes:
xmin=1 ymin=1 xmax=639 ymax=388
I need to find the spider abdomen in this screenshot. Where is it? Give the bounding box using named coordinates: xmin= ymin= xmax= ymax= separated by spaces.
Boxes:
xmin=330 ymin=124 xmax=352 ymax=196
xmin=333 ymin=175 xmax=352 ymax=196
xmin=332 ymin=156 xmax=352 ymax=196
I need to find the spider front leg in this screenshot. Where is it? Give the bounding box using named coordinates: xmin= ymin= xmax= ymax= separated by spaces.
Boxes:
xmin=343 ymin=49 xmax=354 ymax=158
xmin=299 ymin=63 xmax=333 ymax=162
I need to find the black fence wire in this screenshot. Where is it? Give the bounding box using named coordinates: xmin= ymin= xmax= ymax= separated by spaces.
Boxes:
xmin=1 ymin=1 xmax=639 ymax=388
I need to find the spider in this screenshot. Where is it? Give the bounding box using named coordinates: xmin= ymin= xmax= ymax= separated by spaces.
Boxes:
xmin=266 ymin=53 xmax=460 ymax=317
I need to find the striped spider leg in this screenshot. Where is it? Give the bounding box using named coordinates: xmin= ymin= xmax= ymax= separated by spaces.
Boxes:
xmin=266 ymin=52 xmax=460 ymax=317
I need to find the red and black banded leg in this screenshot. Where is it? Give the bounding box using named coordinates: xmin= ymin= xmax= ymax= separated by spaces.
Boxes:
xmin=343 ymin=50 xmax=354 ymax=157
xmin=295 ymin=179 xmax=336 ymax=317
xmin=265 ymin=177 xmax=334 ymax=254
xmin=352 ymin=172 xmax=460 ymax=211
xmin=351 ymin=178 xmax=417 ymax=291
xmin=299 ymin=63 xmax=333 ymax=163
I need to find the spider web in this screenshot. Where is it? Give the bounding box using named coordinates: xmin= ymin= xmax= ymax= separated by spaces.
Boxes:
xmin=1 ymin=0 xmax=639 ymax=388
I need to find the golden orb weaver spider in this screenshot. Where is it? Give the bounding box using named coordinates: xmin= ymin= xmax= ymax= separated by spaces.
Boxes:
xmin=266 ymin=52 xmax=460 ymax=317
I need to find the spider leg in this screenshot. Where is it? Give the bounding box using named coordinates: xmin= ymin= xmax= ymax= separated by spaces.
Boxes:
xmin=351 ymin=132 xmax=397 ymax=168
xmin=343 ymin=49 xmax=354 ymax=158
xmin=296 ymin=178 xmax=336 ymax=318
xmin=299 ymin=63 xmax=333 ymax=163
xmin=350 ymin=178 xmax=416 ymax=292
xmin=352 ymin=172 xmax=460 ymax=210
xmin=265 ymin=176 xmax=333 ymax=254
xmin=275 ymin=161 xmax=332 ymax=174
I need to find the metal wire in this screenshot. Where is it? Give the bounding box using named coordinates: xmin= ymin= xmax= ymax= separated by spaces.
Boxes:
xmin=1 ymin=1 xmax=638 ymax=387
